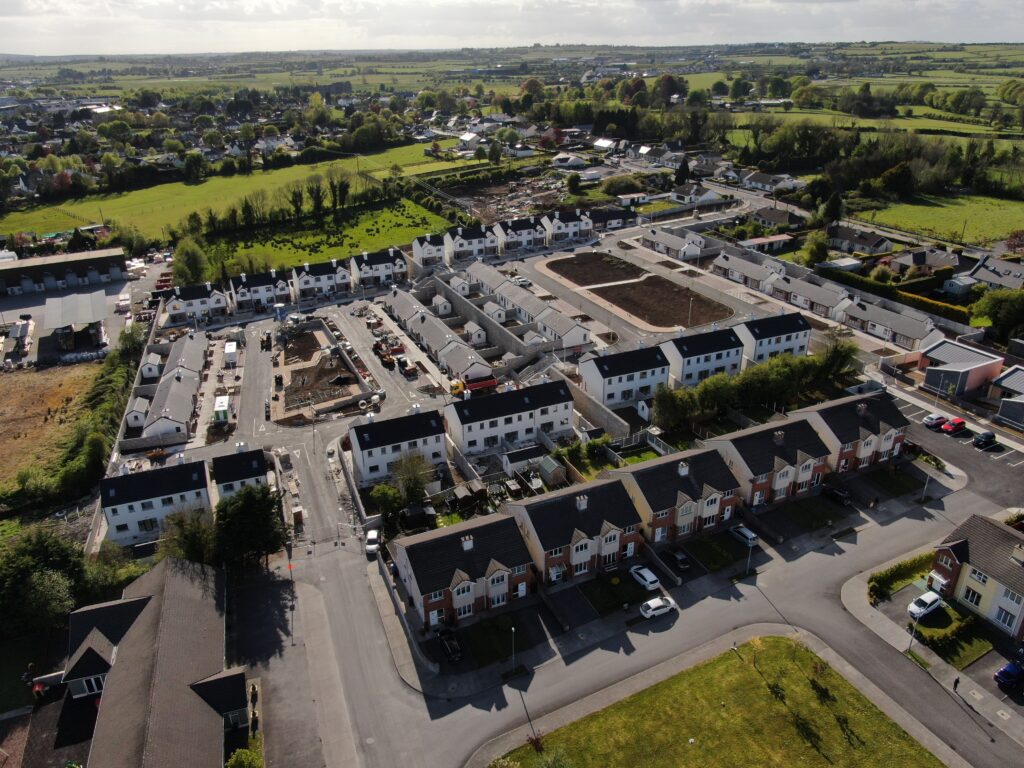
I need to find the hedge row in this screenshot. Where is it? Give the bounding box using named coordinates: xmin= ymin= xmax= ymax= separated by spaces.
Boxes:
xmin=895 ymin=290 xmax=971 ymax=324
xmin=867 ymin=552 xmax=933 ymax=605
xmin=908 ymin=614 xmax=978 ymax=659
xmin=816 ymin=265 xmax=970 ymax=324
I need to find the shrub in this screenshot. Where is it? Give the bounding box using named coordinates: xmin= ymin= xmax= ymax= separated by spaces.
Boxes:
xmin=867 ymin=552 xmax=933 ymax=605
xmin=908 ymin=614 xmax=977 ymax=658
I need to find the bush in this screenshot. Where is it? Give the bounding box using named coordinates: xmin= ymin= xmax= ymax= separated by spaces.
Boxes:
xmin=896 ymin=291 xmax=971 ymax=324
xmin=867 ymin=552 xmax=933 ymax=605
xmin=909 ymin=614 xmax=977 ymax=658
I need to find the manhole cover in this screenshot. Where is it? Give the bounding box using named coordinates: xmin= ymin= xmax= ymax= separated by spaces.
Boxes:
xmin=997 ymin=710 xmax=1011 ymax=720
xmin=969 ymin=689 xmax=983 ymax=701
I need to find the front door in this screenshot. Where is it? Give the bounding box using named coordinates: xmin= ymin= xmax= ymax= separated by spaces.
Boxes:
xmin=428 ymin=609 xmax=443 ymax=627
xmin=625 ymin=541 xmax=635 ymax=558
xmin=517 ymin=582 xmax=527 ymax=599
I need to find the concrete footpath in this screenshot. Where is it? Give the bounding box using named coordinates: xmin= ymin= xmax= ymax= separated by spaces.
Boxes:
xmin=841 ymin=539 xmax=1024 ymax=752
xmin=462 ymin=623 xmax=971 ymax=768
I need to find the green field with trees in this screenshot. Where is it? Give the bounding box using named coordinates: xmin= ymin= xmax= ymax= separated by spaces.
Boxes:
xmin=857 ymin=194 xmax=1024 ymax=243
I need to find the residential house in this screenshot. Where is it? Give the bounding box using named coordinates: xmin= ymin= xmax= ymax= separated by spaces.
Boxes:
xmin=769 ymin=276 xmax=850 ymax=320
xmin=537 ymin=306 xmax=591 ymax=350
xmin=541 ymin=210 xmax=593 ymax=245
xmin=503 ymin=480 xmax=644 ymax=584
xmin=584 ymin=207 xmax=636 ymax=232
xmin=578 ymin=346 xmax=670 ymax=407
xmin=411 ymin=233 xmax=446 ymax=273
xmin=640 ymin=228 xmax=724 ymax=262
xmin=793 ymin=392 xmax=909 ymax=473
xmin=142 ymin=333 xmax=207 ymax=440
xmin=752 ymin=207 xmax=805 ymax=231
xmin=705 ymin=419 xmax=830 ymax=506
xmin=466 ymin=260 xmax=511 ymax=295
xmin=350 ymin=248 xmax=407 ymax=288
xmin=348 ymin=409 xmax=447 ymax=486
xmin=163 ymin=283 xmax=229 ymax=325
xmin=928 ymin=515 xmax=1024 ymax=641
xmin=57 ymin=559 xmax=249 ymax=765
xmin=444 ymin=381 xmax=574 ymax=455
xmin=292 ymin=260 xmax=352 ymax=299
xmin=101 ymin=461 xmax=211 ymax=546
xmin=733 ymin=312 xmax=812 ymax=366
xmin=739 ymin=234 xmax=793 ymax=254
xmin=659 ymin=327 xmax=744 ymax=387
xmin=740 ymin=171 xmax=799 ymax=194
xmin=443 ymin=225 xmax=499 ymax=266
xmin=609 ymin=450 xmax=742 ymax=544
xmin=711 ymin=251 xmax=780 ymax=293
xmin=949 ymin=254 xmax=1024 ymax=293
xmin=550 ymin=153 xmax=586 ymax=169
xmin=827 ymin=224 xmax=893 ymax=255
xmin=990 ymin=365 xmax=1024 ymax=430
xmin=210 ymin=447 xmax=269 ymax=501
xmin=886 ymin=246 xmax=959 ymax=276
xmin=616 ymin=192 xmax=649 ymax=208
xmin=496 ymin=282 xmax=551 ymax=324
xmin=391 ymin=515 xmax=534 ymax=627
xmin=917 ymin=339 xmax=1005 ymax=397
xmin=229 ymin=269 xmax=294 ymax=311
xmin=669 ymin=183 xmax=721 ymax=206
xmin=493 ymin=217 xmax=546 ymax=255
xmin=438 ymin=342 xmax=492 ymax=385
xmin=839 ymin=300 xmax=944 ymax=350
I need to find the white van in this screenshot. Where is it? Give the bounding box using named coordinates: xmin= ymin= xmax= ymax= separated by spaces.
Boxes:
xmin=729 ymin=525 xmax=758 ymax=548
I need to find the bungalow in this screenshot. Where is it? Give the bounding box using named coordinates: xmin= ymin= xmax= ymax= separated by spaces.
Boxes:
xmin=350 ymin=247 xmax=407 ymax=288
xmin=739 ymin=234 xmax=793 ymax=254
xmin=537 ymin=307 xmax=591 ymax=350
xmin=769 ymin=276 xmax=850 ymax=320
xmin=917 ymin=339 xmax=1004 ymax=397
xmin=827 ymin=224 xmax=893 ymax=255
xmin=443 ymin=225 xmax=499 ymax=265
xmin=293 ymin=259 xmax=352 ymax=300
xmin=609 ymin=450 xmax=742 ymax=544
xmin=551 ymin=153 xmax=586 ymax=169
xmin=101 ymin=460 xmax=211 ymax=546
xmin=641 ymin=228 xmax=724 ymax=262
xmin=438 ymin=343 xmax=492 ymax=385
xmin=163 ymin=283 xmax=229 ymax=326
xmin=584 ymin=207 xmax=636 ymax=232
xmin=348 ymin=409 xmax=447 ymax=486
xmin=740 ymin=171 xmax=799 ymax=194
xmin=391 ymin=514 xmax=534 ymax=627
xmin=793 ymin=392 xmax=909 ymax=473
xmin=752 ymin=206 xmax=805 ymax=231
xmin=839 ymin=300 xmax=943 ymax=351
xmin=578 ymin=346 xmax=670 ymax=407
xmin=734 ymin=312 xmax=811 ymax=366
xmin=659 ymin=327 xmax=744 ymax=387
xmin=503 ymin=480 xmax=644 ymax=584
xmin=496 ymin=282 xmax=550 ymax=324
xmin=466 ymin=261 xmax=511 ymax=294
xmin=444 ymin=381 xmax=574 ymax=455
xmin=493 ymin=217 xmax=546 ymax=255
xmin=953 ymin=254 xmax=1024 ymax=293
xmin=541 ymin=210 xmax=593 ymax=245
xmin=616 ymin=192 xmax=649 ymax=208
xmin=710 ymin=251 xmax=780 ymax=293
xmin=928 ymin=514 xmax=1024 ymax=641
xmin=483 ymin=300 xmax=506 ymax=323
xmin=887 ymin=246 xmax=959 ymax=276
xmin=704 ymin=419 xmax=830 ymax=506
xmin=229 ymin=269 xmax=294 ymax=311
xmin=210 ymin=447 xmax=269 ymax=501
xmin=669 ymin=183 xmax=721 ymax=206
xmin=410 ymin=234 xmax=446 ymax=272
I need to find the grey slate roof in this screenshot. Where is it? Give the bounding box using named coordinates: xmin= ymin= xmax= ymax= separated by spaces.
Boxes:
xmin=166 ymin=332 xmax=207 ymax=375
xmin=101 ymin=461 xmax=208 ymax=507
xmin=724 ymin=419 xmax=829 ymax=476
xmin=940 ymin=515 xmax=1024 ymax=596
xmin=797 ymin=392 xmax=909 ymax=444
xmin=924 ymin=340 xmax=1002 ymax=368
xmin=537 ymin=306 xmax=582 ymax=337
xmin=713 ymin=252 xmax=776 ymax=283
xmin=584 ymin=346 xmax=668 ymax=379
xmin=619 ymin=450 xmax=740 ymax=511
xmin=211 ymin=449 xmax=267 ymax=485
xmin=666 ymin=328 xmax=743 ymax=359
xmin=515 ymin=479 xmax=642 ymax=550
xmin=498 ymin=282 xmax=550 ymax=319
xmin=352 ymin=410 xmax=444 ymax=450
xmin=352 ymin=248 xmax=404 ymax=269
xmin=466 ymin=261 xmax=509 ymax=291
xmin=741 ymin=312 xmax=811 ymax=339
xmin=828 ymin=224 xmax=890 ymax=251
xmin=450 ymin=381 xmax=572 ymax=425
xmin=773 ymin=276 xmax=847 ymax=308
xmin=843 ymin=301 xmax=934 ymax=340
xmin=753 ymin=207 xmax=804 ymax=227
xmin=969 ymin=255 xmax=1024 ymax=290
xmin=993 ymin=365 xmax=1024 ymax=396
xmin=145 ymin=367 xmax=199 ymax=430
xmin=443 ymin=343 xmax=490 ymax=377
xmin=396 ymin=514 xmax=532 ymax=595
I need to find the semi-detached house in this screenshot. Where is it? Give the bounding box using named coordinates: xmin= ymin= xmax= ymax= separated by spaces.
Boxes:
xmin=492 ymin=217 xmax=547 ymax=256
xmin=711 ymin=251 xmax=779 ymax=293
xmin=659 ymin=328 xmax=744 ymax=387
xmin=769 ymin=276 xmax=849 ymax=320
xmin=292 ymin=259 xmax=352 ymax=299
xmin=704 ymin=419 xmax=830 ymax=507
xmin=793 ymin=392 xmax=909 ymax=473
xmin=411 ymin=233 xmax=446 ymax=272
xmin=541 ymin=210 xmax=593 ymax=245
xmin=734 ymin=312 xmax=811 ymax=367
xmin=210 ymin=448 xmax=269 ymax=502
xmin=609 ymin=450 xmax=742 ymax=544
xmin=349 ymin=409 xmax=447 ymax=486
xmin=443 ymin=225 xmax=499 ymax=266
xmin=351 ymin=247 xmax=407 ymax=288
xmin=578 ymin=346 xmax=669 ymax=407
xmin=504 ymin=480 xmax=644 ymax=584
xmin=444 ymin=381 xmax=574 ymax=455
xmin=229 ymin=269 xmax=294 ymax=311
xmin=162 ymin=283 xmax=229 ymax=325
xmin=101 ymin=460 xmax=212 ymax=546
xmin=391 ymin=514 xmax=534 ymax=627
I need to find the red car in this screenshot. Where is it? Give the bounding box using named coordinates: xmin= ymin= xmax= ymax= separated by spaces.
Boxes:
xmin=941 ymin=417 xmax=967 ymax=434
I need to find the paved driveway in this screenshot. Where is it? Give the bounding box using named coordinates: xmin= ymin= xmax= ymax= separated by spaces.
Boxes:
xmin=545 ymin=584 xmax=600 ymax=628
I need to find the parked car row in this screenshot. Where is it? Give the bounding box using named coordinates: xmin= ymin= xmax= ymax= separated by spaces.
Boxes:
xmin=923 ymin=413 xmax=998 ymax=448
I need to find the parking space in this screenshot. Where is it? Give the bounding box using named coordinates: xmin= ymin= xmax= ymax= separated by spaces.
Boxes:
xmin=544 ymin=584 xmax=600 ymax=627
xmin=657 ymin=545 xmax=708 ymax=584
xmin=895 ymin=396 xmax=1022 ymax=466
xmin=964 ymin=644 xmax=1024 ymax=708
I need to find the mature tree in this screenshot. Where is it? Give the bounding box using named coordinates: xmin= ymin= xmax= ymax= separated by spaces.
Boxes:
xmin=566 ymin=172 xmax=582 ymax=194
xmin=972 ymin=288 xmax=1024 ymax=341
xmin=370 ymin=484 xmax=404 ymax=536
xmin=696 ymin=373 xmax=735 ymax=417
xmin=473 ymin=145 xmax=487 ymax=161
xmin=801 ymin=231 xmax=830 ymax=267
xmin=711 ymin=80 xmax=729 ymax=96
xmin=1006 ymin=230 xmax=1024 ymax=253
xmin=159 ymin=510 xmax=216 ymax=564
xmin=183 ymin=151 xmax=207 ymax=183
xmin=285 ymin=181 xmax=304 ymax=223
xmin=163 ymin=138 xmax=185 ymax=154
xmin=202 ymin=129 xmax=224 ymax=149
xmin=24 ymin=570 xmax=75 ymax=630
xmin=673 ymin=163 xmax=689 ymax=186
xmin=391 ymin=453 xmax=432 ymax=504
xmin=820 ymin=192 xmax=843 ymax=225
xmin=520 ymin=78 xmax=545 ymax=99
xmin=488 ymin=140 xmax=503 ymax=163
xmin=326 ymin=167 xmax=350 ymax=211
xmin=100 ymin=152 xmax=121 ymax=187
xmin=0 ymin=528 xmax=85 ymax=637
xmin=869 ymin=265 xmax=894 ymax=283
xmin=306 ymin=174 xmax=326 ymax=218
xmin=172 ymin=236 xmax=207 ymax=285
xmin=214 ymin=485 xmax=288 ymax=570
xmin=194 ymin=114 xmax=216 ymax=131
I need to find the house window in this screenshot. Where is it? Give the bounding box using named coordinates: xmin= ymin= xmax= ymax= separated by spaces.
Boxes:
xmin=573 ymin=561 xmax=588 ymax=575
xmin=161 ymin=497 xmax=174 ymax=506
xmin=491 ymin=592 xmax=507 ymax=607
xmin=573 ymin=543 xmax=587 ymax=554
xmin=115 ymin=524 xmax=129 ymax=533
xmin=223 ymin=482 xmax=235 ymax=491
xmin=82 ymin=675 xmax=105 ymax=694
xmin=456 ymin=604 xmax=473 ymax=618
xmin=1003 ymin=588 xmax=1023 ymax=606
xmin=549 ymin=547 xmax=563 ymax=557
xmin=369 ymin=465 xmax=380 ymax=473
xmin=963 ymin=587 xmax=982 ymax=607
xmin=490 ymin=574 xmax=505 ymax=586
xmin=455 ymin=583 xmax=472 ymax=597
xmin=938 ymin=554 xmax=953 ymax=569
xmin=138 ymin=518 xmax=159 ymax=532
xmin=705 ymin=496 xmax=719 ymax=508
xmin=624 ymin=525 xmax=637 ymax=535
xmin=996 ymin=607 xmax=1017 ymax=629
xmin=428 ymin=590 xmax=444 ymax=602
xmin=655 ymin=510 xmax=669 ymax=519
xmin=512 ymin=564 xmax=527 ymax=575
xmin=604 ymin=533 xmax=617 ymax=544
xmin=970 ymin=568 xmax=988 ymax=585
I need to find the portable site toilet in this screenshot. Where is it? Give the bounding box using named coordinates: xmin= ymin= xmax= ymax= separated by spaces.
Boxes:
xmin=224 ymin=341 xmax=238 ymax=367
xmin=213 ymin=395 xmax=230 ymax=423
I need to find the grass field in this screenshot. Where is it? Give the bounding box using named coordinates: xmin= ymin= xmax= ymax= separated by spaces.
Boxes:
xmin=501 ymin=636 xmax=942 ymax=768
xmin=856 ymin=194 xmax=1024 ymax=244
xmin=217 ymin=199 xmax=450 ymax=272
xmin=0 ymin=364 xmax=101 ymax=496
xmin=0 ymin=140 xmax=470 ymax=239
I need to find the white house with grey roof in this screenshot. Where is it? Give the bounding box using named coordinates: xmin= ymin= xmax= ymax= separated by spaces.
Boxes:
xmin=659 ymin=327 xmax=744 ymax=387
xmin=579 ymin=346 xmax=670 ymax=407
xmin=348 ymin=409 xmax=447 ymax=486
xmin=769 ymin=275 xmax=850 ymax=320
xmin=493 ymin=217 xmax=547 ymax=255
xmin=101 ymin=460 xmax=212 ymax=546
xmin=350 ymin=247 xmax=407 ymax=288
xmin=411 ymin=233 xmax=445 ymax=272
xmin=733 ymin=313 xmax=811 ymax=367
xmin=466 ymin=261 xmax=511 ymax=294
xmin=444 ymin=381 xmax=574 ymax=455
xmin=839 ymin=299 xmax=943 ymax=350
xmin=443 ymin=225 xmax=499 ymax=266
xmin=711 ymin=251 xmax=781 ymax=293
xmin=537 ymin=306 xmax=590 ymax=350
xmin=292 ymin=259 xmax=352 ymax=299
xmin=229 ymin=269 xmax=294 ymax=310
xmin=161 ymin=283 xmax=229 ymax=326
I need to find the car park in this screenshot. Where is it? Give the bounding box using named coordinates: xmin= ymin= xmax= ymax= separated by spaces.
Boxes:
xmin=823 ymin=486 xmax=852 ymax=506
xmin=994 ymin=660 xmax=1024 ymax=688
xmin=639 ymin=596 xmax=677 ymax=619
xmin=365 ymin=529 xmax=380 ymax=555
xmin=941 ymin=417 xmax=967 ymax=435
xmin=973 ymin=431 xmax=997 ymax=449
xmin=907 ymin=590 xmax=942 ymax=620
xmin=923 ymin=413 xmax=947 ymax=429
xmin=667 ymin=547 xmax=691 ymax=570
xmin=629 ymin=565 xmax=661 ymax=591
xmin=438 ymin=629 xmax=462 ymax=662
xmin=729 ymin=525 xmax=759 ymax=548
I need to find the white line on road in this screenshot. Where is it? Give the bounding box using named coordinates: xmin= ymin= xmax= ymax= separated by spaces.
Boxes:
xmin=1009 ymin=459 xmax=1024 ymax=468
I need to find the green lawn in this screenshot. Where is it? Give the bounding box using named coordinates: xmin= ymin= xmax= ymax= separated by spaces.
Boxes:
xmin=501 ymin=636 xmax=943 ymax=768
xmin=436 ymin=511 xmax=465 ymax=528
xmin=864 ymin=468 xmax=925 ymax=499
xmin=578 ymin=572 xmax=650 ymax=615
xmin=215 ymin=199 xmax=450 ymax=273
xmin=856 ymin=194 xmax=1024 ymax=244
xmin=0 ymin=140 xmax=468 ymax=239
xmin=636 ymin=199 xmax=678 ymax=214
xmin=913 ymin=603 xmax=995 ymax=670
xmin=784 ymin=498 xmax=848 ymax=532
xmin=620 ymin=448 xmax=660 ymax=465
xmin=684 ymin=531 xmax=749 ymax=572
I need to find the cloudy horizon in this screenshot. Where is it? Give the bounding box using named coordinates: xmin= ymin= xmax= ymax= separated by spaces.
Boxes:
xmin=1 ymin=0 xmax=1023 ymax=57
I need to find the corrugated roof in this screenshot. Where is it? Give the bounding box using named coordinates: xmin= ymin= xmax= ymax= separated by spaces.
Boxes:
xmin=43 ymin=289 xmax=107 ymax=328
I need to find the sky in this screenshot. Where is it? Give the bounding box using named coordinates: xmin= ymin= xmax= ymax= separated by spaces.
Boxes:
xmin=1 ymin=0 xmax=1023 ymax=56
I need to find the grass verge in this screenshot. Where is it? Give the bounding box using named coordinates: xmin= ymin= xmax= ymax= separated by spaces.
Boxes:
xmin=864 ymin=467 xmax=925 ymax=499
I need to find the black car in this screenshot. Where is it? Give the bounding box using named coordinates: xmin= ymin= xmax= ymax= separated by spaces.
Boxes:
xmin=438 ymin=629 xmax=462 ymax=662
xmin=823 ymin=487 xmax=852 ymax=506
xmin=668 ymin=547 xmax=691 ymax=570
xmin=973 ymin=431 xmax=997 ymax=449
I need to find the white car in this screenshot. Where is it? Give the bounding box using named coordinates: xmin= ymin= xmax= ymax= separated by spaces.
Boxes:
xmin=365 ymin=529 xmax=380 ymax=555
xmin=629 ymin=565 xmax=661 ymax=591
xmin=639 ymin=596 xmax=677 ymax=619
xmin=907 ymin=590 xmax=942 ymax=620
xmin=923 ymin=413 xmax=948 ymax=429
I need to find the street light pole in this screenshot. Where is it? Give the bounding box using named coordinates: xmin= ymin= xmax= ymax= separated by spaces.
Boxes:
xmin=511 ymin=626 xmax=516 ymax=671
xmin=687 ymin=296 xmax=694 ymax=327
xmin=745 ymin=544 xmax=753 ymax=576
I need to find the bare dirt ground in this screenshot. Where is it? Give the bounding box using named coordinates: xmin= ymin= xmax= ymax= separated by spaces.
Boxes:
xmin=547 ymin=252 xmax=647 ymax=286
xmin=0 ymin=364 xmax=99 ymax=492
xmin=592 ymin=276 xmax=734 ymax=328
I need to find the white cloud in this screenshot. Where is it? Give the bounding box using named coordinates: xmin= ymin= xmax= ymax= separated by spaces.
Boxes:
xmin=0 ymin=0 xmax=1020 ymax=55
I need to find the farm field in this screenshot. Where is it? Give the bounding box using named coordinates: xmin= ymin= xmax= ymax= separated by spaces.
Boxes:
xmin=501 ymin=636 xmax=943 ymax=768
xmin=856 ymin=194 xmax=1024 ymax=244
xmin=0 ymin=364 xmax=100 ymax=495
xmin=547 ymin=251 xmax=647 ymax=286
xmin=735 ymin=108 xmax=1017 ymax=136
xmin=0 ymin=140 xmax=467 ymax=240
xmin=215 ymin=199 xmax=450 ymax=273
xmin=592 ymin=275 xmax=733 ymax=328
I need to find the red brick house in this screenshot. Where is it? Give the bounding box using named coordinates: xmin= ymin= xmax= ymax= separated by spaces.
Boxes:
xmin=793 ymin=392 xmax=909 ymax=473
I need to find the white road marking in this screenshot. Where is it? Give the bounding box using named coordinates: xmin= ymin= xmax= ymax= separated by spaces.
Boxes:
xmin=1008 ymin=459 xmax=1024 ymax=468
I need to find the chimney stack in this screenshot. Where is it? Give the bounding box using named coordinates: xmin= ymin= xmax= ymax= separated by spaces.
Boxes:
xmin=773 ymin=430 xmax=785 ymax=446
xmin=461 ymin=535 xmax=474 ymax=551
xmin=856 ymin=402 xmax=868 ymax=416
xmin=576 ymin=494 xmax=588 ymax=511
xmin=677 ymin=461 xmax=689 ymax=478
